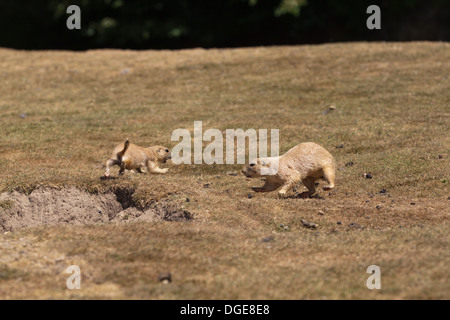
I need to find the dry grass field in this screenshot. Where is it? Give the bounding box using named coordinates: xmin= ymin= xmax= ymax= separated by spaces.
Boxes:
xmin=0 ymin=42 xmax=449 ymax=299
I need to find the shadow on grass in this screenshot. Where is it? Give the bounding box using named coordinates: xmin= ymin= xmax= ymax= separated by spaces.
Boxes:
xmin=287 ymin=192 xmax=325 ymax=200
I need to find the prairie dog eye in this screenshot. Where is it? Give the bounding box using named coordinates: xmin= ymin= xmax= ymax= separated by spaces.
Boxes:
xmin=165 ymin=149 xmax=169 ymax=152
xmin=250 ymin=163 xmax=255 ymax=167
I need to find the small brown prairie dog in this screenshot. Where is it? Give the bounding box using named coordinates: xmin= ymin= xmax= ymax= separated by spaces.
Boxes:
xmin=104 ymin=139 xmax=171 ymax=177
xmin=241 ymin=142 xmax=335 ymax=198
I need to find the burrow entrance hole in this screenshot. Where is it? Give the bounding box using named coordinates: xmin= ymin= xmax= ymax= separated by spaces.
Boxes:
xmin=0 ymin=187 xmax=193 ymax=232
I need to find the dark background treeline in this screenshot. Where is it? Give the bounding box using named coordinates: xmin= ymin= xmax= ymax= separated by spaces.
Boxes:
xmin=0 ymin=0 xmax=448 ymax=50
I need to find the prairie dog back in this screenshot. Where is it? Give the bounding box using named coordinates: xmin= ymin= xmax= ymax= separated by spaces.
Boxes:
xmin=281 ymin=142 xmax=335 ymax=175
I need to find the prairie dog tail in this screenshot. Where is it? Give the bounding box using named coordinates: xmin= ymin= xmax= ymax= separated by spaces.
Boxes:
xmin=117 ymin=138 xmax=130 ymax=163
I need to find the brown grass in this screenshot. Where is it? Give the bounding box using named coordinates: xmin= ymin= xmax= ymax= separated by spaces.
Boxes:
xmin=0 ymin=42 xmax=449 ymax=299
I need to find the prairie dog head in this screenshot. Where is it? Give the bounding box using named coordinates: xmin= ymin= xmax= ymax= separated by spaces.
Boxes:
xmin=151 ymin=146 xmax=172 ymax=163
xmin=241 ymin=158 xmax=278 ymax=178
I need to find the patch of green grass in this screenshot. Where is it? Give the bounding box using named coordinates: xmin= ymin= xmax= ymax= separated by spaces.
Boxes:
xmin=0 ymin=264 xmax=27 ymax=281
xmin=0 ymin=200 xmax=14 ymax=210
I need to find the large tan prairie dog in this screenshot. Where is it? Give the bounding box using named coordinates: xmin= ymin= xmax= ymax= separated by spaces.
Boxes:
xmin=241 ymin=142 xmax=335 ymax=198
xmin=104 ymin=139 xmax=171 ymax=177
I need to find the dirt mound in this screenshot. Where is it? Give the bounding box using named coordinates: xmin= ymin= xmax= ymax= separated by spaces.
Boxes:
xmin=0 ymin=187 xmax=193 ymax=232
